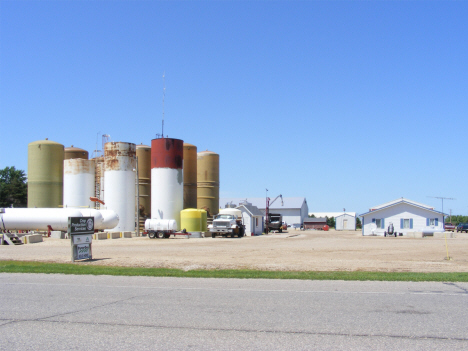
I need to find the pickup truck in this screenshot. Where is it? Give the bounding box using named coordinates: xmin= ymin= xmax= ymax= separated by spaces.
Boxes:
xmin=444 ymin=223 xmax=456 ymax=232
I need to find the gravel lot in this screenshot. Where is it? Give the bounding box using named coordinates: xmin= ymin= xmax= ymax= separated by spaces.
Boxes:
xmin=1 ymin=230 xmax=468 ymax=272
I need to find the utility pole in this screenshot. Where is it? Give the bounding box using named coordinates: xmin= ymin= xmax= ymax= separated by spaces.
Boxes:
xmin=427 ymin=196 xmax=455 ymax=228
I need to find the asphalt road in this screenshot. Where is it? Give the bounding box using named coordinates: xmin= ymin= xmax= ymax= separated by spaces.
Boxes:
xmin=1 ymin=273 xmax=468 ymax=350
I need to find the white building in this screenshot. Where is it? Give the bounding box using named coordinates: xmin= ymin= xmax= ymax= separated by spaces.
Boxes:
xmin=335 ymin=213 xmax=356 ymax=231
xmin=360 ymin=198 xmax=444 ymax=236
xmin=237 ymin=203 xmax=264 ymax=236
xmin=220 ymin=197 xmax=308 ymax=226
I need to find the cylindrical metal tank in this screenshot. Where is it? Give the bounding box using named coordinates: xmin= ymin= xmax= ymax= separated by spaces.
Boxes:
xmin=180 ymin=209 xmax=204 ymax=232
xmin=197 ymin=150 xmax=219 ymax=216
xmin=201 ymin=209 xmax=207 ymax=232
xmin=0 ymin=208 xmax=119 ymax=231
xmin=136 ymin=144 xmax=151 ymax=218
xmin=151 ymin=138 xmax=183 ymax=230
xmin=28 ymin=139 xmax=64 ymax=208
xmin=64 ymin=146 xmax=88 ymax=160
xmin=63 ymin=159 xmax=95 ymax=208
xmin=103 ymin=142 xmax=136 ymax=232
xmin=183 ymin=143 xmax=197 ymax=209
xmin=0 ymin=208 xmax=83 ymax=231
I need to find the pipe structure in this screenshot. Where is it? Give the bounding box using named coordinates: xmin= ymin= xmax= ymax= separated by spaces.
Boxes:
xmin=0 ymin=208 xmax=119 ymax=231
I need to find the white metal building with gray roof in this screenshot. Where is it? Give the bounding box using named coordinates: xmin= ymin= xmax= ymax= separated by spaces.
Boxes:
xmin=236 ymin=203 xmax=264 ymax=236
xmin=220 ymin=197 xmax=308 ymax=226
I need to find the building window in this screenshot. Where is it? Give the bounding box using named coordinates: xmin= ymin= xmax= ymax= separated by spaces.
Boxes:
xmin=256 ymin=218 xmax=258 ymax=226
xmin=375 ymin=219 xmax=381 ymax=228
xmin=400 ymin=218 xmax=413 ymax=229
xmin=403 ymin=219 xmax=410 ymax=229
xmin=427 ymin=218 xmax=439 ymax=226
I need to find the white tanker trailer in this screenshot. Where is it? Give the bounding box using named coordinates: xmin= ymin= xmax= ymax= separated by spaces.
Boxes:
xmin=0 ymin=208 xmax=119 ymax=232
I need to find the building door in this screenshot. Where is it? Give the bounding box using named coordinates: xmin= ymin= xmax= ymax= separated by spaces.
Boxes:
xmin=343 ymin=219 xmax=348 ymax=229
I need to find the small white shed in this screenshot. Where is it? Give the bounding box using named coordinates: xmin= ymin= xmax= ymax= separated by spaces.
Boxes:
xmin=360 ymin=198 xmax=444 ymax=236
xmin=237 ymin=203 xmax=264 ymax=236
xmin=335 ymin=213 xmax=356 ymax=231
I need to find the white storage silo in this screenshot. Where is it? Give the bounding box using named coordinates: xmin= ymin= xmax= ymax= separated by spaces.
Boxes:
xmin=151 ymin=138 xmax=184 ymax=230
xmin=103 ymin=142 xmax=136 ymax=232
xmin=63 ymin=159 xmax=95 ymax=208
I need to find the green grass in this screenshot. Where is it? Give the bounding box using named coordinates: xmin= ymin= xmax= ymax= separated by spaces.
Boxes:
xmin=1 ymin=260 xmax=468 ymax=282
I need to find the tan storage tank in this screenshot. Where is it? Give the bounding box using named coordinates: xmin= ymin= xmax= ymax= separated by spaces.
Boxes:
xmin=197 ymin=150 xmax=219 ymax=216
xmin=183 ymin=143 xmax=197 ymax=209
xmin=28 ymin=139 xmax=64 ymax=208
xmin=136 ymin=144 xmax=151 ymax=218
xmin=64 ymin=146 xmax=88 ymax=160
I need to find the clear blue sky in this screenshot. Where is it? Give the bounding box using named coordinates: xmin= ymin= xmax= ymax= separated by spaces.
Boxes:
xmin=1 ymin=1 xmax=467 ymax=216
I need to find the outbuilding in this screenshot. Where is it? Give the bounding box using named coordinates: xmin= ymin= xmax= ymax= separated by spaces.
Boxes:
xmin=303 ymin=217 xmax=327 ymax=230
xmin=220 ymin=197 xmax=309 ymax=227
xmin=359 ymin=198 xmax=444 ymax=236
xmin=335 ymin=213 xmax=356 ymax=231
xmin=237 ymin=203 xmax=264 ymax=236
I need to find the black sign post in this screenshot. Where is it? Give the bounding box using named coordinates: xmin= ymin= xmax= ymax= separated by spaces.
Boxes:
xmin=69 ymin=217 xmax=94 ymax=262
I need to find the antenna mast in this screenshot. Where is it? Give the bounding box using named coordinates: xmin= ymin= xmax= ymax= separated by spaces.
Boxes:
xmin=427 ymin=196 xmax=455 ymax=217
xmin=162 ymin=71 xmax=165 ymax=138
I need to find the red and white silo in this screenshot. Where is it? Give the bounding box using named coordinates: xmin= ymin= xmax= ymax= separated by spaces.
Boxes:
xmin=151 ymin=138 xmax=184 ymax=229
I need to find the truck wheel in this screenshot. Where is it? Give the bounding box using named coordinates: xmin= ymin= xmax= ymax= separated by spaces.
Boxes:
xmin=164 ymin=233 xmax=171 ymax=239
xmin=156 ymin=231 xmax=164 ymax=239
xmin=279 ymin=228 xmax=282 ymax=233
xmin=148 ymin=231 xmax=156 ymax=239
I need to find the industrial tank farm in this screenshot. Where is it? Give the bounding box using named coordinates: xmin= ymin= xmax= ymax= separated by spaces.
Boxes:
xmin=28 ymin=139 xmax=64 ymax=208
xmin=10 ymin=135 xmax=221 ymax=238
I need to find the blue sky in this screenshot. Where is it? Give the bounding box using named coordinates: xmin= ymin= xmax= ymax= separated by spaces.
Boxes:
xmin=1 ymin=1 xmax=467 ymax=216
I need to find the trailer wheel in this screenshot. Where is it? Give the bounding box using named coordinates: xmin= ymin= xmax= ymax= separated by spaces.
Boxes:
xmin=279 ymin=228 xmax=282 ymax=233
xmin=148 ymin=231 xmax=156 ymax=239
xmin=156 ymin=231 xmax=164 ymax=239
xmin=394 ymin=232 xmax=397 ymax=237
xmin=164 ymin=233 xmax=171 ymax=239
xmin=384 ymin=232 xmax=387 ymax=237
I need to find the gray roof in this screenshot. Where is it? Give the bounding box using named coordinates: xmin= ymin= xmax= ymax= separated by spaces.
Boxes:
xmin=237 ymin=204 xmax=264 ymax=217
xmin=221 ymin=197 xmax=306 ymax=210
xmin=304 ymin=217 xmax=327 ymax=223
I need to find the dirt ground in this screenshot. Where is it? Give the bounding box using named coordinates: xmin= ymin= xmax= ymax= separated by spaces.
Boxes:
xmin=1 ymin=230 xmax=468 ymax=272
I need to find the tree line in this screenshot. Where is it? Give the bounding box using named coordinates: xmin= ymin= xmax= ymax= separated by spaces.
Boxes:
xmin=0 ymin=167 xmax=27 ymax=208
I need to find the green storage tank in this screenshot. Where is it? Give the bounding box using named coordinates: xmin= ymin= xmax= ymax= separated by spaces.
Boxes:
xmin=28 ymin=139 xmax=64 ymax=208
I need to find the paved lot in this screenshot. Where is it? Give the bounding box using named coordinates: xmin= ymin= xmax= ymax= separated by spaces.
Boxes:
xmin=1 ymin=273 xmax=468 ymax=350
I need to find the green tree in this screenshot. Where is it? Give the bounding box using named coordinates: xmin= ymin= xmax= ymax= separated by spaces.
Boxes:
xmin=356 ymin=217 xmax=362 ymax=229
xmin=0 ymin=167 xmax=27 ymax=208
xmin=308 ymin=214 xmax=316 ymax=218
xmin=326 ymin=216 xmax=335 ymax=228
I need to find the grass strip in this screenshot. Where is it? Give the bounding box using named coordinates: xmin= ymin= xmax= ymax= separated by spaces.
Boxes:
xmin=1 ymin=260 xmax=468 ymax=282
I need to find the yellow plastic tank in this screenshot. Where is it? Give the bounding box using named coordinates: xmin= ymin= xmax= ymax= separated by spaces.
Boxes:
xmin=201 ymin=209 xmax=207 ymax=232
xmin=64 ymin=146 xmax=88 ymax=160
xmin=28 ymin=139 xmax=64 ymax=208
xmin=197 ymin=150 xmax=219 ymax=216
xmin=181 ymin=208 xmax=205 ymax=232
xmin=183 ymin=143 xmax=197 ymax=209
xmin=136 ymin=144 xmax=151 ymax=217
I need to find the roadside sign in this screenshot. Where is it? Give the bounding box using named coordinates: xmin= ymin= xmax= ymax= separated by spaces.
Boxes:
xmin=69 ymin=217 xmax=94 ymax=262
